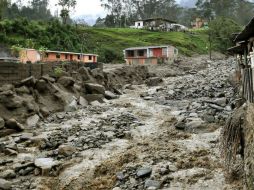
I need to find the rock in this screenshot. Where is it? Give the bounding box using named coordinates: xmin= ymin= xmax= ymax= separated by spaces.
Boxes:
xmin=34 ymin=158 xmax=57 ymax=176
xmin=213 ymin=98 xmax=227 ymax=107
xmin=0 ymin=84 xmax=14 ymax=92
xmin=145 ymin=179 xmax=161 ymax=189
xmin=15 ymin=86 xmax=30 ymax=94
xmin=208 ymin=104 xmax=224 ymax=111
xmin=0 ymin=129 xmax=16 ymax=137
xmin=137 ymin=167 xmax=152 ymax=178
xmin=145 ymin=77 xmax=163 ymax=86
xmin=20 ymin=76 xmax=36 ymax=87
xmin=85 ymin=94 xmax=104 ymax=103
xmin=90 ymin=101 xmax=102 ymax=106
xmin=0 ymin=178 xmax=12 ymax=190
xmin=35 ymin=79 xmax=48 ymax=92
xmin=84 ymin=83 xmax=105 ymax=95
xmin=105 ymin=91 xmax=118 ymax=100
xmin=42 ymin=75 xmax=55 ymax=83
xmin=58 ymin=76 xmax=75 ymax=87
xmin=174 ymin=119 xmax=186 ymax=130
xmin=0 ymin=170 xmax=16 ymax=179
xmin=116 ymin=172 xmax=125 ymax=180
xmin=203 ymin=114 xmax=215 ymax=123
xmin=78 ymin=67 xmax=93 ymax=81
xmin=65 ymin=99 xmax=78 ymax=112
xmin=189 ymin=113 xmax=198 ymax=118
xmin=0 ymin=117 xmax=5 ymax=130
xmin=112 ymin=188 xmax=122 ymax=190
xmin=40 ymin=107 xmax=50 ymax=117
xmin=58 ymin=145 xmax=76 ymax=156
xmin=79 ymin=96 xmax=88 ymax=107
xmin=5 ymin=119 xmax=24 ymax=132
xmin=26 ymin=114 xmax=40 ymax=127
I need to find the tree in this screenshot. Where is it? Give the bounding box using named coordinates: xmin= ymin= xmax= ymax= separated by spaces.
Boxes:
xmin=0 ymin=0 xmax=9 ymax=20
xmin=208 ymin=17 xmax=241 ymax=54
xmin=58 ymin=0 xmax=77 ymax=24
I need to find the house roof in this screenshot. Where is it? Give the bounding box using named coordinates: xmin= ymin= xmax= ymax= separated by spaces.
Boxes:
xmin=22 ymin=49 xmax=98 ymax=56
xmin=234 ymin=17 xmax=254 ymax=42
xmin=45 ymin=50 xmax=98 ymax=56
xmin=125 ymin=45 xmax=175 ymax=51
xmin=136 ymin=17 xmax=176 ymax=24
xmin=227 ymin=44 xmax=245 ymax=55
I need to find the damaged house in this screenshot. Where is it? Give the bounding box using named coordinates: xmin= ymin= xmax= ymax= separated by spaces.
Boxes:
xmin=124 ymin=45 xmax=178 ymax=65
xmin=132 ymin=18 xmax=177 ymax=31
xmin=228 ymin=17 xmax=254 ymax=102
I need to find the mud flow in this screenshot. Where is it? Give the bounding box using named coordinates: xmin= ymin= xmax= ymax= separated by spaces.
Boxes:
xmin=0 ymin=55 xmax=242 ymax=190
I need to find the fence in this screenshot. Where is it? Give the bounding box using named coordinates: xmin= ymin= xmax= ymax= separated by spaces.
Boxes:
xmin=0 ymin=62 xmax=102 ymax=86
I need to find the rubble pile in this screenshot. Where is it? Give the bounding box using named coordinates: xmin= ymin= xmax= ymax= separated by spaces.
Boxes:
xmin=141 ymin=60 xmax=236 ymax=129
xmin=0 ymin=65 xmax=150 ymax=138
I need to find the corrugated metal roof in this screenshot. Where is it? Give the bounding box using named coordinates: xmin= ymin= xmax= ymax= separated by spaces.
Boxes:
xmin=125 ymin=45 xmax=173 ymax=51
xmin=234 ymin=17 xmax=254 ymax=42
xmin=135 ymin=17 xmax=176 ymax=23
xmin=22 ymin=49 xmax=98 ymax=56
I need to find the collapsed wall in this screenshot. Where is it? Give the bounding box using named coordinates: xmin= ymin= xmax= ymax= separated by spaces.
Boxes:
xmin=0 ymin=65 xmax=150 ymax=138
xmin=221 ymin=103 xmax=254 ymax=189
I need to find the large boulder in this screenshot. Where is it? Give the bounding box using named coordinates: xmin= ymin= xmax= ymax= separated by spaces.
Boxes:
xmin=57 ymin=76 xmax=75 ymax=88
xmin=5 ymin=119 xmax=24 ymax=132
xmin=35 ymin=79 xmax=48 ymax=92
xmin=84 ymin=83 xmax=105 ymax=95
xmin=26 ymin=114 xmax=40 ymax=128
xmin=58 ymin=145 xmax=76 ymax=156
xmin=0 ymin=117 xmax=5 ymax=130
xmin=78 ymin=67 xmax=94 ymax=82
xmin=145 ymin=77 xmax=163 ymax=86
xmin=0 ymin=178 xmax=12 ymax=190
xmin=84 ymin=94 xmax=104 ymax=103
xmin=19 ymin=76 xmax=36 ymax=87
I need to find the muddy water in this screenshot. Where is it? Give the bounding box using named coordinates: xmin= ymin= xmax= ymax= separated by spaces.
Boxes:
xmin=37 ymin=79 xmax=230 ymax=189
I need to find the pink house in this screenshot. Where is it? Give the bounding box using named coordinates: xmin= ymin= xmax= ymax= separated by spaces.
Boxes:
xmin=19 ymin=49 xmax=98 ymax=64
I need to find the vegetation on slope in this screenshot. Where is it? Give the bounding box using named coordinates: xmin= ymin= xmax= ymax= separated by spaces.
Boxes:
xmin=0 ymin=18 xmax=210 ymax=63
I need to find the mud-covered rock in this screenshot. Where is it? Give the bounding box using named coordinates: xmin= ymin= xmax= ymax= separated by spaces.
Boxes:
xmin=58 ymin=76 xmax=75 ymax=87
xmin=84 ymin=83 xmax=105 ymax=95
xmin=5 ymin=119 xmax=24 ymax=132
xmin=0 ymin=178 xmax=12 ymax=190
xmin=19 ymin=76 xmax=36 ymax=87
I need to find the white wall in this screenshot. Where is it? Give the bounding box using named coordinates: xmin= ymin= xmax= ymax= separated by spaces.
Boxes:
xmin=135 ymin=21 xmax=144 ymax=29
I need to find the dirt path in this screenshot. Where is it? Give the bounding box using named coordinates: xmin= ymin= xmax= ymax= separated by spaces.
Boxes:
xmin=0 ymin=56 xmax=240 ymax=190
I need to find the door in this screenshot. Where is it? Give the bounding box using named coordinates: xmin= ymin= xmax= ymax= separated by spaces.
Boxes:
xmin=70 ymin=54 xmax=73 ymax=61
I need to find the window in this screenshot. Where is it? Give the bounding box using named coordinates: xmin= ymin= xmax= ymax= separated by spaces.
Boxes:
xmin=138 ymin=22 xmax=141 ymax=26
xmin=56 ymin=53 xmax=60 ymax=59
xmin=45 ymin=53 xmax=49 ymax=58
xmin=78 ymin=55 xmax=81 ymax=60
xmin=127 ymin=50 xmax=134 ymax=57
xmin=65 ymin=54 xmax=68 ymax=59
xmin=89 ymin=56 xmax=92 ymax=60
xmin=138 ymin=50 xmax=145 ymax=57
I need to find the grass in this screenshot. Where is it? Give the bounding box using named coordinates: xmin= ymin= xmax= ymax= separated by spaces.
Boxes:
xmin=82 ymin=28 xmax=209 ymax=57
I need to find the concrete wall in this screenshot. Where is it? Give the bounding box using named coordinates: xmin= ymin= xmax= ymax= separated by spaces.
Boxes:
xmin=20 ymin=49 xmax=41 ymax=63
xmin=0 ymin=62 xmax=101 ymax=86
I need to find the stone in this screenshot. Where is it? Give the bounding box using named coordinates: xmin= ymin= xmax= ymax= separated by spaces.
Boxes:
xmin=85 ymin=94 xmax=104 ymax=103
xmin=213 ymin=98 xmax=227 ymax=107
xmin=0 ymin=178 xmax=12 ymax=190
xmin=20 ymin=76 xmax=36 ymax=87
xmin=26 ymin=114 xmax=40 ymax=127
xmin=34 ymin=158 xmax=57 ymax=175
xmin=112 ymin=188 xmax=122 ymax=190
xmin=189 ymin=113 xmax=198 ymax=118
xmin=0 ymin=129 xmax=16 ymax=137
xmin=105 ymin=91 xmax=118 ymax=100
xmin=145 ymin=179 xmax=161 ymax=189
xmin=40 ymin=107 xmax=50 ymax=117
xmin=58 ymin=145 xmax=76 ymax=156
xmin=84 ymin=83 xmax=105 ymax=95
xmin=174 ymin=119 xmax=186 ymax=130
xmin=15 ymin=86 xmax=30 ymax=94
xmin=65 ymin=99 xmax=78 ymax=112
xmin=58 ymin=76 xmax=75 ymax=87
xmin=145 ymin=77 xmax=163 ymax=86
xmin=0 ymin=84 xmax=14 ymax=92
xmin=42 ymin=75 xmax=55 ymax=83
xmin=0 ymin=170 xmax=16 ymax=179
xmin=79 ymin=96 xmax=88 ymax=107
xmin=78 ymin=67 xmax=93 ymax=81
xmin=0 ymin=117 xmax=5 ymax=130
xmin=116 ymin=172 xmax=125 ymax=180
xmin=35 ymin=79 xmax=48 ymax=92
xmin=137 ymin=167 xmax=152 ymax=178
xmin=5 ymin=119 xmax=24 ymax=132
xmin=203 ymin=114 xmax=215 ymax=123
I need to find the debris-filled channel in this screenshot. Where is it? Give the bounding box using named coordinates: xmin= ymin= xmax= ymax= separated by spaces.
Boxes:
xmin=0 ymin=56 xmax=241 ymax=190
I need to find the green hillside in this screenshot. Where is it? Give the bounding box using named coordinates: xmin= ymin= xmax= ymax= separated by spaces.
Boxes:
xmin=0 ymin=19 xmax=209 ymax=63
